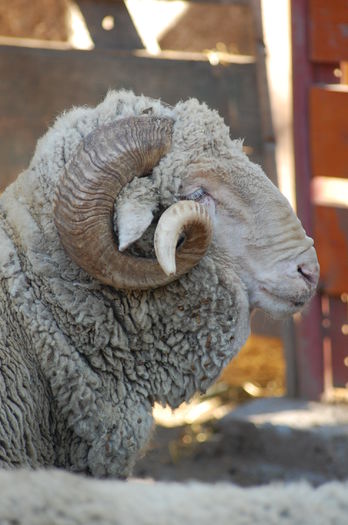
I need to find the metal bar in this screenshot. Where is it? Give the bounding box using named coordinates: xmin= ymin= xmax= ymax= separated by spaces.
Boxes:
xmin=291 ymin=0 xmax=324 ymax=399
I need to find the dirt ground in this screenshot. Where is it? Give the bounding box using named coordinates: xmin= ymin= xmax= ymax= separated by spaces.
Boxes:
xmin=134 ymin=420 xmax=271 ymax=486
xmin=133 ymin=336 xmax=348 ymax=487
xmin=134 ymin=397 xmax=348 ymax=487
xmin=134 ymin=420 xmax=322 ymax=487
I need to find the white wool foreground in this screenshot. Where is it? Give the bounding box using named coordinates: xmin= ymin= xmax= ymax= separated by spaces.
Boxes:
xmin=0 ymin=469 xmax=347 ymax=525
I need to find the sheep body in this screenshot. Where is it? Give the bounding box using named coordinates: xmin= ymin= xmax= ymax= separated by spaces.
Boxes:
xmin=0 ymin=469 xmax=347 ymax=525
xmin=0 ymin=91 xmax=248 ymax=476
xmin=0 ymin=90 xmax=317 ymax=477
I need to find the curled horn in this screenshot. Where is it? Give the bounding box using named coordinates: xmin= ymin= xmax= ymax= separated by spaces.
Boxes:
xmin=54 ymin=116 xmax=212 ymax=290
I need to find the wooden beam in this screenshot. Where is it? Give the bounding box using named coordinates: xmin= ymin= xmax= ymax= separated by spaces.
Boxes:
xmin=314 ymin=205 xmax=348 ymax=296
xmin=310 ymin=86 xmax=348 ymax=179
xmin=0 ymin=45 xmax=262 ymax=191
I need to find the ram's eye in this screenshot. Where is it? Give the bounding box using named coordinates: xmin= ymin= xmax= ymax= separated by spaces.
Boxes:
xmin=186 ymin=188 xmax=206 ymax=201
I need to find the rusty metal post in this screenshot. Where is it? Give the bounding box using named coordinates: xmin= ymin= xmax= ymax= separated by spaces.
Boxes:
xmin=291 ymin=0 xmax=324 ymax=399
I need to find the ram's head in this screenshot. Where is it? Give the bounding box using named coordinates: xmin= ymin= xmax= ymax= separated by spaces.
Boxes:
xmin=53 ymin=97 xmax=319 ymax=319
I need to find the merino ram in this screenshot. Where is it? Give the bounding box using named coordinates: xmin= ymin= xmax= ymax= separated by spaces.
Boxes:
xmin=0 ymin=91 xmax=319 ymax=477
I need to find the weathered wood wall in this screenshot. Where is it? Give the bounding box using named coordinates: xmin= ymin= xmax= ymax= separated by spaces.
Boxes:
xmin=0 ymin=0 xmax=266 ymax=192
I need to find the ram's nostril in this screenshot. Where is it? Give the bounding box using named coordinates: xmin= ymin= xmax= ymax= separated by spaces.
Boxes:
xmin=297 ymin=265 xmax=314 ymax=283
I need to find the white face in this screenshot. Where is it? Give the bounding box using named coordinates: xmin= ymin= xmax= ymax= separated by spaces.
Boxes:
xmin=180 ymin=157 xmax=319 ymax=318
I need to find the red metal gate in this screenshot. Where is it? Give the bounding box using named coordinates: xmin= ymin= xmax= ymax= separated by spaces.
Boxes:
xmin=292 ymin=0 xmax=348 ymax=399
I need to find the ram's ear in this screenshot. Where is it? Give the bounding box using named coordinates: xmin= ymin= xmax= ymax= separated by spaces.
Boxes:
xmin=114 ymin=177 xmax=159 ymax=251
xmin=116 ymin=200 xmax=155 ymax=251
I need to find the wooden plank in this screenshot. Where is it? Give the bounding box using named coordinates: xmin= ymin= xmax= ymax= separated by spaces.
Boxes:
xmin=314 ymin=206 xmax=348 ymax=296
xmin=158 ymin=3 xmax=255 ymax=56
xmin=309 ymin=0 xmax=348 ymax=62
xmin=0 ymin=0 xmax=69 ymax=41
xmin=319 ymin=294 xmax=348 ymax=393
xmin=310 ymin=86 xmax=348 ymax=179
xmin=0 ymin=0 xmax=143 ymax=50
xmin=0 ymin=45 xmax=263 ymax=192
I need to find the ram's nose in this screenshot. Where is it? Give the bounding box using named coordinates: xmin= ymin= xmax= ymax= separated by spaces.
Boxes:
xmin=296 ymin=247 xmax=320 ymax=288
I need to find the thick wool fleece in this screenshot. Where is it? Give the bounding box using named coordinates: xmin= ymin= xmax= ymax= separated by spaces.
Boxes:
xmin=0 ymin=91 xmax=249 ymax=477
xmin=0 ymin=469 xmax=348 ymax=525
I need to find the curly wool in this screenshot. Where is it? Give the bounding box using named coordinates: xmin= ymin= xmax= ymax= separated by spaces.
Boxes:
xmin=0 ymin=469 xmax=348 ymax=525
xmin=0 ymin=91 xmax=250 ymax=477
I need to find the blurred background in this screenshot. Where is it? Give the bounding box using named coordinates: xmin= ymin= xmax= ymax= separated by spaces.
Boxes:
xmin=0 ymin=0 xmax=347 ymax=484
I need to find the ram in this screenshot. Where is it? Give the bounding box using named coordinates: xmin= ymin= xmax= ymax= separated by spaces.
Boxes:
xmin=0 ymin=91 xmax=319 ymax=477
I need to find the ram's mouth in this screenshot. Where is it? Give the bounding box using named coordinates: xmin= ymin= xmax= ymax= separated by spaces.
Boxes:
xmin=292 ymin=299 xmax=306 ymax=308
xmin=258 ymin=287 xmax=307 ymax=310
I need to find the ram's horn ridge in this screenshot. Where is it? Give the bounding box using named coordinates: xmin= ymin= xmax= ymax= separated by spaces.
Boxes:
xmin=53 ymin=116 xmax=212 ymax=290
